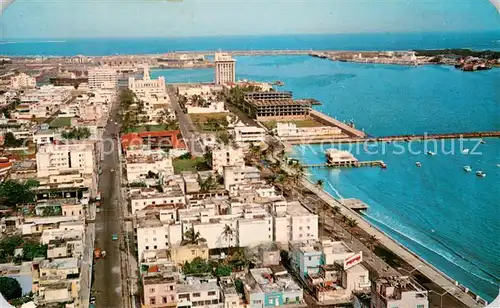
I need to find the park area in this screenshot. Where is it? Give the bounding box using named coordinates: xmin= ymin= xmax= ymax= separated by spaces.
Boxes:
xmin=172 ymin=156 xmax=211 ymax=174
xmin=189 ymin=113 xmax=231 ymax=132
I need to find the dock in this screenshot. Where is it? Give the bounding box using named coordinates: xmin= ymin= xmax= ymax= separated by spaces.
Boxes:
xmin=304 ymin=160 xmax=385 ymax=169
xmin=341 ymin=198 xmax=369 ymax=211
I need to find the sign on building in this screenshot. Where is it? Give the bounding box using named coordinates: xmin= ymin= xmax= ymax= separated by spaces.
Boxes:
xmin=343 ymin=251 xmax=363 ymax=270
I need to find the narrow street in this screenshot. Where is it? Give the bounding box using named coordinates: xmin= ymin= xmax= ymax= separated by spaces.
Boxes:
xmin=166 ymin=84 xmax=204 ymax=156
xmin=92 ymin=101 xmax=128 ymax=308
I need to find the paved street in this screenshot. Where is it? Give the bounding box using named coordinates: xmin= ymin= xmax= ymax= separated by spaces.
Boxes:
xmin=92 ymin=101 xmax=128 ymax=308
xmin=166 ymin=84 xmax=205 ymax=156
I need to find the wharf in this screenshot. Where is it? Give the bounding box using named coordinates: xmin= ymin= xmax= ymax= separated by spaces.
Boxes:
xmin=341 ymin=198 xmax=369 ymax=211
xmin=304 ymin=160 xmax=385 ymax=169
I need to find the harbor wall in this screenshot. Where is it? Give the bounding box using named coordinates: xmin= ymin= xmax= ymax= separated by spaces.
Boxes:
xmin=310 ymin=110 xmax=366 ymax=138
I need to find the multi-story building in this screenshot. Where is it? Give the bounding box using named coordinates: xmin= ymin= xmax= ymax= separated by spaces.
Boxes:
xmin=239 ymin=92 xmax=312 ymax=121
xmin=232 ymin=125 xmax=266 ymax=144
xmin=142 ymin=269 xmax=178 ymax=308
xmin=223 ymin=166 xmax=261 ymax=191
xmin=176 ymin=277 xmax=222 ymax=308
xmin=88 ymin=68 xmax=117 ymax=90
xmin=130 ymin=185 xmax=186 ymax=214
xmin=214 ymin=52 xmax=236 ymax=85
xmin=371 ymin=276 xmax=428 ymax=308
xmin=136 ymin=212 xmax=183 ymax=261
xmin=128 ymin=65 xmax=166 ymax=98
xmin=211 ymin=145 xmax=245 ymax=174
xmin=10 ymin=73 xmax=36 ymax=89
xmin=244 ymin=267 xmax=304 ymax=308
xmin=125 ymin=149 xmax=174 ymax=183
xmin=36 ymin=143 xmax=95 ymax=178
xmin=271 ymin=201 xmax=318 ymax=244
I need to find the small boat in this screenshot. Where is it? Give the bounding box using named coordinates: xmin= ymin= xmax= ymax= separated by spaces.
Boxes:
xmin=427 ymin=151 xmax=436 ymax=156
xmin=475 ymin=171 xmax=486 ymax=178
xmin=462 ymin=149 xmax=470 ymax=154
xmin=415 ymin=162 xmax=422 ymax=167
xmin=497 ymin=164 xmax=500 ymax=168
xmin=380 ymin=162 xmax=387 ymax=169
xmin=480 ymin=140 xmax=486 ymax=144
xmin=463 ymin=166 xmax=472 ymax=172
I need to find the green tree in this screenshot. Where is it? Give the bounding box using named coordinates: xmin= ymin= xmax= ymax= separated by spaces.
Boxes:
xmin=0 ymin=277 xmax=22 ymax=301
xmin=182 ymin=228 xmax=206 ymax=246
xmin=215 ymin=264 xmax=232 ymax=277
xmin=229 ymin=248 xmax=248 ymax=270
xmin=199 ymin=176 xmax=217 ymax=192
xmin=22 ymin=241 xmax=47 ymax=261
xmin=315 ymin=179 xmax=324 ymax=189
xmin=347 ymin=219 xmax=358 ymax=242
xmin=61 ymin=127 xmax=91 ymax=140
xmin=0 ymin=236 xmax=23 ymax=263
xmin=367 ymin=235 xmax=378 ymax=260
xmin=3 ymin=132 xmax=23 ymax=147
xmin=0 ymin=180 xmax=37 ymax=207
xmin=182 ymin=257 xmax=212 ymax=276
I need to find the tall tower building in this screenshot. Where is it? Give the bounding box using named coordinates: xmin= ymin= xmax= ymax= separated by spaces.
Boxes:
xmin=214 ymin=52 xmax=236 ymax=85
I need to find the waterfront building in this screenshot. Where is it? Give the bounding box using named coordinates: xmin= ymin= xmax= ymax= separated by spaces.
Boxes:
xmin=325 ymin=148 xmax=358 ymax=166
xmin=241 ymin=92 xmax=312 ymax=120
xmin=211 ymin=145 xmax=245 ymax=174
xmin=271 ymin=201 xmax=318 ymax=244
xmin=10 ymin=73 xmax=36 ymax=90
xmin=214 ymin=52 xmax=236 ymax=85
xmin=243 ymin=266 xmax=304 ymax=308
xmin=371 ymin=276 xmax=429 ymax=308
xmin=128 ymin=65 xmax=166 ymax=98
xmin=88 ymin=68 xmax=117 ymax=90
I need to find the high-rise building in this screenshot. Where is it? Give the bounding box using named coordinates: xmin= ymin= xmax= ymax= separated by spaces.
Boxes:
xmin=214 ymin=52 xmax=236 ymax=85
xmin=88 ymin=68 xmax=117 ymax=90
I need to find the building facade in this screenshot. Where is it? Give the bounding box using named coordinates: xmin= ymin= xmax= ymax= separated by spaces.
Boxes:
xmin=214 ymin=53 xmax=236 ymax=85
xmin=88 ymin=68 xmax=117 ymax=90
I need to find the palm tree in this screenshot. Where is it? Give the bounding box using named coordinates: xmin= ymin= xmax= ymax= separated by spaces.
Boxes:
xmin=367 ymin=235 xmax=378 ymax=260
xmin=315 ymin=179 xmax=324 ymax=190
xmin=347 ymin=219 xmax=358 ymax=243
xmin=248 ymin=143 xmax=261 ymax=159
xmin=330 ymin=206 xmax=341 ymax=231
xmin=230 ymin=248 xmax=248 ymax=270
xmin=182 ymin=228 xmax=206 ymax=246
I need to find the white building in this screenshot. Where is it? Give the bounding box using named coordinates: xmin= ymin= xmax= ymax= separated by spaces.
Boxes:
xmin=214 ymin=52 xmax=236 ymax=85
xmin=186 ymin=101 xmax=226 ymax=114
xmin=275 ymin=122 xmax=342 ymax=138
xmin=129 ymin=186 xmax=186 ymax=215
xmin=177 ymin=278 xmax=222 ymax=308
xmin=232 ymin=125 xmax=266 ymax=143
xmin=211 ymin=145 xmax=245 ymax=174
xmin=271 ymin=200 xmax=318 ymax=244
xmin=128 ymin=65 xmax=166 ymax=97
xmin=125 ymin=149 xmax=174 ymax=183
xmin=10 ymin=73 xmax=36 ymax=90
xmin=88 ymin=68 xmax=117 ymax=90
xmin=36 ymin=143 xmax=95 ymax=178
xmin=371 ymin=276 xmax=429 ymax=308
xmin=223 ymin=166 xmax=261 ymax=191
xmin=136 ymin=214 xmax=183 ymax=261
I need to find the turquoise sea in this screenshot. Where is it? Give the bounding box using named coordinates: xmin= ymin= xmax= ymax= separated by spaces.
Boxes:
xmin=2 ymin=32 xmax=499 ymax=301
xmin=153 ymin=56 xmax=500 ymax=301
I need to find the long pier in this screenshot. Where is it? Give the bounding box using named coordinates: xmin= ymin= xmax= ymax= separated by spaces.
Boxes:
xmin=304 ymin=160 xmax=385 ymax=169
xmin=291 ymin=131 xmax=500 ymax=144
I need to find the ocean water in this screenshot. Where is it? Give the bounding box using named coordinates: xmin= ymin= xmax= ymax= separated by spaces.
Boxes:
xmin=1 ymin=31 xmax=499 ymax=56
xmin=152 ymin=56 xmax=500 ymax=301
xmin=3 ymin=32 xmax=499 ymax=301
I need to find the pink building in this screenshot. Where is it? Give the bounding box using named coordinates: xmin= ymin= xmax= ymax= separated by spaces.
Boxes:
xmin=142 ymin=271 xmax=177 ymax=308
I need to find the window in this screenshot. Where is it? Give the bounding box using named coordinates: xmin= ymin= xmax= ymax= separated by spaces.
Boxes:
xmin=149 ymin=288 xmax=155 ymax=293
xmin=193 ymin=292 xmax=201 ymax=297
xmin=208 ymin=291 xmax=216 ymax=296
xmin=153 ymin=237 xmax=157 ymax=241
xmin=169 ymin=285 xmax=174 ymax=291
xmin=416 ymin=306 xmax=425 ymax=308
xmin=154 ymin=245 xmax=157 ymax=249
xmin=162 ymin=296 xmax=167 ymax=304
xmin=145 ymin=246 xmax=149 ymax=250
xmin=149 ymin=298 xmax=156 ymax=305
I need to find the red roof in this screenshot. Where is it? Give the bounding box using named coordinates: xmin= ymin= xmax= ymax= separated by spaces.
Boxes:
xmin=121 ymin=130 xmax=186 ymax=150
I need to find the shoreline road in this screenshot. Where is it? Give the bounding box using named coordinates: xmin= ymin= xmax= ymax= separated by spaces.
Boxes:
xmin=166 ymin=84 xmax=205 ymax=156
xmin=92 ymin=99 xmax=128 ymax=308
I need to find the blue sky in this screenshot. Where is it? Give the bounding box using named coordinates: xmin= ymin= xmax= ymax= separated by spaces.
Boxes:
xmin=0 ymin=0 xmax=498 ymax=38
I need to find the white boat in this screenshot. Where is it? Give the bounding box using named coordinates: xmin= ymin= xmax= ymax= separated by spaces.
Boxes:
xmin=462 ymin=149 xmax=470 ymax=154
xmin=463 ymin=166 xmax=472 ymax=172
xmin=476 ymin=171 xmax=486 ymax=178
xmin=480 ymin=140 xmax=486 ymax=144
xmin=415 ymin=162 xmax=422 ymax=167
xmin=427 ymin=151 xmax=436 ymax=156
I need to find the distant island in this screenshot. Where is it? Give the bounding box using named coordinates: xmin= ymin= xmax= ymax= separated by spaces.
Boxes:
xmin=413 ymin=49 xmax=500 ymax=59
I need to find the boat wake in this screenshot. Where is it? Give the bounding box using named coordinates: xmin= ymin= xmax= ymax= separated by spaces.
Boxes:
xmin=363 ymin=212 xmax=500 ymax=287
